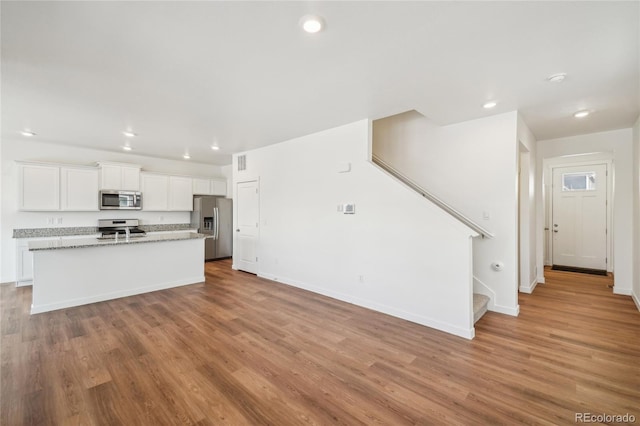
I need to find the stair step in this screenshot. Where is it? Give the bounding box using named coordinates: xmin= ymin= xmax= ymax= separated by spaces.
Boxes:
xmin=473 ymin=293 xmax=490 ymax=324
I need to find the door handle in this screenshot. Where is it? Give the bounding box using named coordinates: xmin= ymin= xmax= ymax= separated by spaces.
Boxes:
xmin=236 ymin=229 xmax=240 ymax=232
xmin=214 ymin=207 xmax=219 ymax=240
xmin=553 ymin=230 xmax=558 ymax=233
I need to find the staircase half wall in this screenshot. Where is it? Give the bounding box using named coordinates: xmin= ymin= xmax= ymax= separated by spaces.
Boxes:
xmin=373 ymin=110 xmax=521 ymax=316
xmin=233 ymin=119 xmax=480 ymax=338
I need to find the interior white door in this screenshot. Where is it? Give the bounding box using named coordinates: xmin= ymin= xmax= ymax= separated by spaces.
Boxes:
xmin=552 ymin=164 xmax=607 ymax=270
xmin=235 ymin=180 xmax=259 ymax=274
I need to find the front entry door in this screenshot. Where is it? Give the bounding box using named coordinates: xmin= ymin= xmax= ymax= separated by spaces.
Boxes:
xmin=552 ymin=164 xmax=607 ymax=270
xmin=235 ymin=180 xmax=259 ymax=274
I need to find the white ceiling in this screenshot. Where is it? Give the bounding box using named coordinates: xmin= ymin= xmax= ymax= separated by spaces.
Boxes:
xmin=2 ymin=1 xmax=638 ymax=166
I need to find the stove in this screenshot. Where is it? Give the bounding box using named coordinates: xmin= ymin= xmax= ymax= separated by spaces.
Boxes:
xmin=98 ymin=219 xmax=146 ymax=240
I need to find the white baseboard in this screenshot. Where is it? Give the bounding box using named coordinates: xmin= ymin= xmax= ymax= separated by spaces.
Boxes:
xmin=632 ymin=291 xmax=640 ymax=311
xmin=472 ymin=276 xmax=519 ymax=316
xmin=519 ymin=277 xmax=539 ymax=294
xmin=537 ymin=275 xmax=545 ymax=284
xmin=16 ymin=280 xmax=32 ymax=287
xmin=613 ymin=287 xmax=632 ymax=296
xmin=258 ymin=272 xmax=475 ymax=340
xmin=491 ymin=304 xmax=520 ymax=316
xmin=31 ymin=276 xmax=205 ymax=314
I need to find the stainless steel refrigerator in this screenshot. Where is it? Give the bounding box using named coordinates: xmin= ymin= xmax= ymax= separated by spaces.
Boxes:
xmin=191 ymin=196 xmax=233 ymax=260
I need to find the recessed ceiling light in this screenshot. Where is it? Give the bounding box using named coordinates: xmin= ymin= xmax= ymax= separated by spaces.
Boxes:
xmin=547 ymin=73 xmax=567 ymax=83
xmin=122 ymin=145 xmax=132 ymax=151
xmin=300 ymin=15 xmax=325 ymax=33
xmin=211 ymin=145 xmax=220 ymax=151
xmin=20 ymin=130 xmax=36 ymax=137
xmin=574 ymin=110 xmax=590 ymax=118
xmin=482 ymin=101 xmax=497 ymax=109
xmin=183 ymin=154 xmax=191 ymax=160
xmin=123 ymin=130 xmax=137 ymax=137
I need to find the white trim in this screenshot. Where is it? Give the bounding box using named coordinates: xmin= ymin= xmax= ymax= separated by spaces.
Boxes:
xmin=519 ymin=277 xmax=538 ymax=294
xmin=544 ymin=157 xmax=613 ymax=274
xmin=632 ymin=291 xmax=640 ymax=311
xmin=31 ymin=276 xmax=204 ymax=314
xmin=259 ymin=272 xmax=475 ymax=340
xmin=537 ymin=275 xmax=546 ymax=284
xmin=491 ymin=304 xmax=520 ymax=316
xmin=613 ymin=287 xmax=632 ymax=296
xmin=473 ymin=275 xmax=496 ymax=311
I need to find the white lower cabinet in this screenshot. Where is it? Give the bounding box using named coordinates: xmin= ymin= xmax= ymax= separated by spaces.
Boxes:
xmin=16 ymin=240 xmax=34 ymax=286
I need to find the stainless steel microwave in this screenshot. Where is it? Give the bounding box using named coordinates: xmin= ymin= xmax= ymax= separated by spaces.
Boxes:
xmin=99 ymin=190 xmax=142 ymax=210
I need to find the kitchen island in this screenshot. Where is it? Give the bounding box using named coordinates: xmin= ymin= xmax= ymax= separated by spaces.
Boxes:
xmin=29 ymin=232 xmax=207 ymax=314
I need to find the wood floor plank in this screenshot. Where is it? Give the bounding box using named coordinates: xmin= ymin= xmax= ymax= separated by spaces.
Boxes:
xmin=1 ymin=260 xmax=639 ymax=425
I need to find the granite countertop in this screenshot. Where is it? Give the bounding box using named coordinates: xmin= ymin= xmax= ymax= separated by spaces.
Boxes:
xmin=28 ymin=231 xmax=208 ymax=251
xmin=13 ymin=223 xmax=194 ymax=239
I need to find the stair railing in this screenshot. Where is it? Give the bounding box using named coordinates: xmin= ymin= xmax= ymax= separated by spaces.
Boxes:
xmin=372 ymin=154 xmax=494 ymax=239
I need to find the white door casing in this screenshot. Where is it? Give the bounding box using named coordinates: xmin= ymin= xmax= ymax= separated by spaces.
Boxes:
xmin=235 ymin=180 xmax=259 ymax=274
xmin=552 ymin=164 xmax=607 ymax=270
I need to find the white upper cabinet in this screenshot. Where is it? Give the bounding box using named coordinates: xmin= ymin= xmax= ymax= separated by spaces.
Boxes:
xmin=192 ymin=178 xmax=211 ymax=195
xmin=192 ymin=177 xmax=227 ymax=196
xmin=60 ymin=166 xmax=99 ymax=211
xmin=211 ymin=179 xmax=227 ymax=196
xmin=140 ymin=173 xmax=169 ymax=211
xmin=121 ymin=166 xmax=141 ymax=190
xmin=169 ymin=176 xmax=193 ymax=211
xmin=18 ymin=163 xmax=100 ymax=211
xmin=141 ymin=173 xmax=194 ymax=211
xmin=98 ymin=162 xmax=141 ymax=190
xmin=17 ymin=160 xmax=220 ymax=212
xmin=18 ymin=163 xmax=61 ymax=211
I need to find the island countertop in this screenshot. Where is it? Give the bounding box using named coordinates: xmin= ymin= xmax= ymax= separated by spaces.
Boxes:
xmin=28 ymin=231 xmax=208 ymax=251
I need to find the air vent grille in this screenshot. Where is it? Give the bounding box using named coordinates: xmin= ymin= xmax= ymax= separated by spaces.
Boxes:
xmin=237 ymin=155 xmax=247 ymax=171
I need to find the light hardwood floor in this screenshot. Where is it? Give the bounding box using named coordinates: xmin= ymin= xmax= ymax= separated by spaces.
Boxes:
xmin=1 ymin=260 xmax=639 ymax=425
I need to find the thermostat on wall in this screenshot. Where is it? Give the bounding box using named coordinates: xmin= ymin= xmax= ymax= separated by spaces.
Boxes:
xmin=343 ymin=204 xmax=355 ymax=214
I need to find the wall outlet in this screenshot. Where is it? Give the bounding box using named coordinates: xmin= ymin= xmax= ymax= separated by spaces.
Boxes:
xmin=358 ymin=275 xmax=364 ymax=283
xmin=47 ymin=217 xmax=54 ymax=225
xmin=483 ymin=211 xmax=491 ymax=220
xmin=57 ymin=217 xmax=63 ymax=224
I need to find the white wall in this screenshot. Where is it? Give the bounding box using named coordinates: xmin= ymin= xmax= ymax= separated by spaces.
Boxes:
xmin=536 ymin=128 xmax=634 ymax=295
xmin=517 ymin=114 xmax=538 ymax=292
xmin=232 ymin=119 xmax=479 ymax=339
xmin=373 ymin=110 xmax=520 ymax=315
xmin=632 ymin=117 xmax=640 ymax=309
xmin=1 ymin=138 xmax=224 ymax=283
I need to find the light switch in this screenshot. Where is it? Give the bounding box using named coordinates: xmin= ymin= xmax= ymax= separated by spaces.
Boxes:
xmin=343 ymin=204 xmax=355 ymax=214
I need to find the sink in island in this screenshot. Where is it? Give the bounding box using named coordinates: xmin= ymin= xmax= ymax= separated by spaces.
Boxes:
xmin=29 ymin=232 xmax=208 ymax=314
